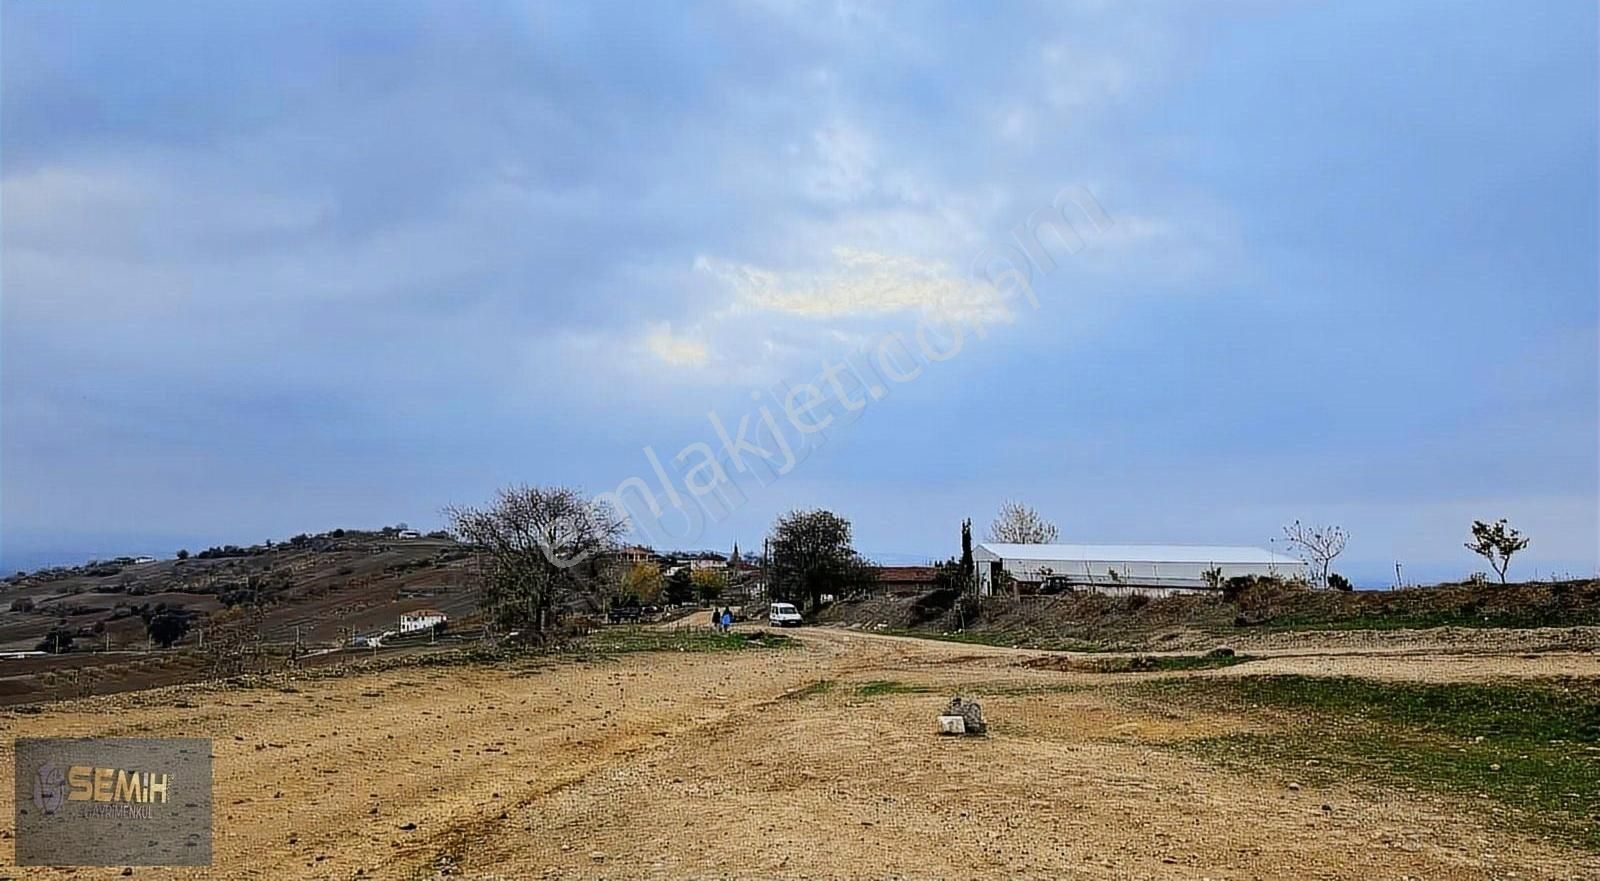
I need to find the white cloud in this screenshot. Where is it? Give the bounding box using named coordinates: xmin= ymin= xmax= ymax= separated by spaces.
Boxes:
xmin=643 ymin=322 xmax=711 ymax=368
xmin=623 ymin=246 xmax=1015 ymax=377
xmin=696 ymin=247 xmax=1012 ymax=326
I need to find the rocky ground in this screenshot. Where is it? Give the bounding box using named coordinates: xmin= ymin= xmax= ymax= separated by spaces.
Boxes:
xmin=3 ymin=626 xmax=1598 ymax=880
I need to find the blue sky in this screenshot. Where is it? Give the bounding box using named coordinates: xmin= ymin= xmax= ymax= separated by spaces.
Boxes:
xmin=3 ymin=1 xmax=1596 ymax=584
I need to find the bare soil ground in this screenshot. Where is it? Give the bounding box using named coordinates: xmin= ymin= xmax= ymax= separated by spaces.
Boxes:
xmin=3 ymin=627 xmax=1598 ymax=880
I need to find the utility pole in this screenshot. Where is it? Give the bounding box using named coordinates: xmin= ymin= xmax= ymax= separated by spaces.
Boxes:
xmin=1394 ymin=561 xmax=1404 ymax=588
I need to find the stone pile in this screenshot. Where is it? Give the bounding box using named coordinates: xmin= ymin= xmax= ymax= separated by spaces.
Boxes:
xmin=937 ymin=696 xmax=987 ymax=736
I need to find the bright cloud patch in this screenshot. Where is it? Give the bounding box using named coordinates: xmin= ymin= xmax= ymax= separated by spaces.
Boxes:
xmin=644 ymin=323 xmax=710 ymax=367
xmin=696 ymin=247 xmax=1013 ymax=327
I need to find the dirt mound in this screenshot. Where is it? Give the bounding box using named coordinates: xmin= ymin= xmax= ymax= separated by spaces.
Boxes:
xmin=821 ymin=579 xmax=1600 ymax=650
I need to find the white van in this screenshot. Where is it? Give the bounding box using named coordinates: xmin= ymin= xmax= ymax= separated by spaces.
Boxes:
xmin=768 ymin=602 xmax=803 ymax=627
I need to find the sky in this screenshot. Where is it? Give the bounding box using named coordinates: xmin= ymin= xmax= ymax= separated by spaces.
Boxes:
xmin=2 ymin=0 xmax=1596 ymax=585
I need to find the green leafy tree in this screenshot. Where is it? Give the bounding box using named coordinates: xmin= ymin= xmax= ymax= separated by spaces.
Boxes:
xmin=959 ymin=519 xmax=975 ymax=591
xmin=767 ymin=509 xmax=876 ymax=610
xmin=144 ymin=606 xmax=193 ymax=647
xmin=37 ymin=625 xmax=74 ymax=654
xmin=1465 ymin=518 xmax=1530 ymax=584
xmin=663 ymin=566 xmax=696 ymax=604
xmin=620 ymin=562 xmax=664 ymax=605
xmin=691 ymin=568 xmax=726 ymax=603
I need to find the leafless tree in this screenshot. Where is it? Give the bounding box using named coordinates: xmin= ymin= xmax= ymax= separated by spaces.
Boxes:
xmin=1465 ymin=518 xmax=1530 ymax=584
xmin=447 ymin=484 xmax=626 ymax=639
xmin=1282 ymin=520 xmax=1347 ymax=588
xmin=987 ymin=501 xmax=1059 ymax=544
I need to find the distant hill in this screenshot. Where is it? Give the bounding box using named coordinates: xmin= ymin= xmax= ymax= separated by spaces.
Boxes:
xmin=0 ymin=529 xmax=480 ymax=653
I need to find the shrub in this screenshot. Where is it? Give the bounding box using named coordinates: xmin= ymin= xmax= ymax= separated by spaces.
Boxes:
xmin=1223 ymin=574 xmax=1293 ymax=603
xmin=910 ymin=587 xmax=961 ymax=624
xmin=1327 ymin=573 xmax=1353 ymax=591
xmin=10 ymin=596 xmax=36 ymax=613
xmin=143 ymin=608 xmax=194 ymax=647
xmin=37 ymin=626 xmax=74 ymax=653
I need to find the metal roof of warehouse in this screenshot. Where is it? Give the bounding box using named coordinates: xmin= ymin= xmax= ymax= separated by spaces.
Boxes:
xmin=976 ymin=543 xmax=1302 ymax=565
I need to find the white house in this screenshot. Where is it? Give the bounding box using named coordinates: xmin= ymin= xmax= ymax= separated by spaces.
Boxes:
xmin=972 ymin=543 xmax=1307 ymax=597
xmin=398 ymin=609 xmax=448 ymax=634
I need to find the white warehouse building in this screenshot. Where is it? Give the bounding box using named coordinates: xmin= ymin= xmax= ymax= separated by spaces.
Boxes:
xmin=973 ymin=543 xmax=1307 ymax=597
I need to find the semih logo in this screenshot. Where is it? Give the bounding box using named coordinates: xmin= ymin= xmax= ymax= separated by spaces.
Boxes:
xmin=14 ymin=737 xmax=213 ymax=867
xmin=65 ymin=764 xmax=172 ymax=806
xmin=31 ymin=762 xmax=66 ymax=816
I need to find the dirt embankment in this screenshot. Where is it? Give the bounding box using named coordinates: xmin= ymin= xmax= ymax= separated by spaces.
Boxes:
xmin=820 ymin=579 xmax=1600 ymax=651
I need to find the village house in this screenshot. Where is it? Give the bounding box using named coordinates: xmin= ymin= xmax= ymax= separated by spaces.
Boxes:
xmin=398 ymin=609 xmax=448 ymax=634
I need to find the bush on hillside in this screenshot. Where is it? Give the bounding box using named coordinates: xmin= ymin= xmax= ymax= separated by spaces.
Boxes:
xmin=910 ymin=587 xmax=961 ymax=624
xmin=36 ymin=626 xmax=74 ymax=653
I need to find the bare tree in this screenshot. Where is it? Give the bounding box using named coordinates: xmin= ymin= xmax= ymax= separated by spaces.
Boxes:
xmin=1282 ymin=520 xmax=1347 ymax=587
xmin=1465 ymin=518 xmax=1530 ymax=584
xmin=447 ymin=484 xmax=626 ymax=639
xmin=986 ymin=501 xmax=1059 ymax=544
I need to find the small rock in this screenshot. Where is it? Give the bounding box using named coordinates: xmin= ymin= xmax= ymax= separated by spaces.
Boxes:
xmin=590 ymin=851 xmax=606 ymax=862
xmin=398 ymin=822 xmax=417 ymax=831
xmin=1287 ymin=783 xmax=1302 ymax=792
xmin=1490 ymin=763 xmax=1502 ymax=772
xmin=942 ymin=696 xmax=987 ymax=735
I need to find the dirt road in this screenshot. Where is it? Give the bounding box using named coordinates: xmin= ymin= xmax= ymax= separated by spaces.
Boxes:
xmin=3 ymin=628 xmax=1597 ymax=880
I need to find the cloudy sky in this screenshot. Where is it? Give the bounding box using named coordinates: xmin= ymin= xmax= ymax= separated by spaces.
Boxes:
xmin=3 ymin=1 xmax=1596 ymax=583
